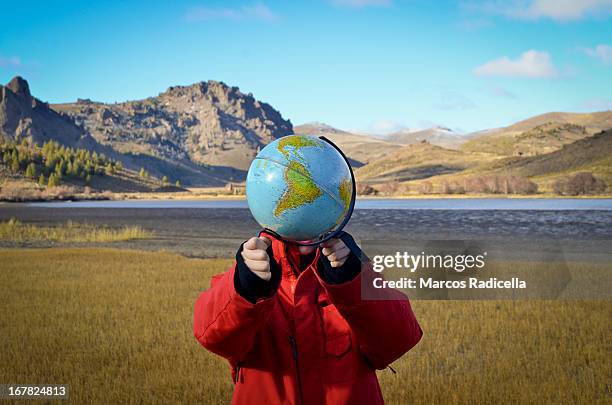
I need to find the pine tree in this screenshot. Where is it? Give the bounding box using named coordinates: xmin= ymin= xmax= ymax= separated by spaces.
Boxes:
xmin=25 ymin=162 xmax=37 ymax=178
xmin=2 ymin=151 xmax=10 ymax=164
xmin=105 ymin=163 xmax=114 ymax=175
xmin=175 ymin=180 xmax=181 ymax=188
xmin=73 ymin=161 xmax=82 ymax=177
xmin=48 ymin=173 xmax=60 ymax=187
xmin=11 ymin=155 xmax=20 ymax=172
xmin=139 ymin=167 xmax=146 ymax=178
xmin=85 ymin=174 xmax=92 ymax=185
xmin=55 ymin=161 xmax=66 ymax=176
xmin=38 ymin=173 xmax=46 ymax=186
xmin=115 ymin=161 xmax=123 ymax=171
xmin=162 ymin=175 xmax=169 ymax=185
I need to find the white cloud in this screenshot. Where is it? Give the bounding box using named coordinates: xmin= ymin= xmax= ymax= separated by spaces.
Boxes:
xmin=581 ymin=44 xmax=612 ymax=65
xmin=474 ymin=50 xmax=557 ymax=78
xmin=185 ymin=3 xmax=277 ymax=22
xmin=331 ymin=0 xmax=392 ymax=8
xmin=0 ymin=56 xmax=22 ymax=68
xmin=465 ymin=0 xmax=612 ymax=21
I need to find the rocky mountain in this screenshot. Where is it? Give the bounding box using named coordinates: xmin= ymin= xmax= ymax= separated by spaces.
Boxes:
xmin=52 ymin=80 xmax=293 ymax=171
xmin=0 ymin=76 xmax=269 ymax=187
xmin=0 ymin=76 xmax=97 ymax=149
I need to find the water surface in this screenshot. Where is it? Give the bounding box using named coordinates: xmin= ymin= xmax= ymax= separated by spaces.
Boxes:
xmin=26 ymin=198 xmax=612 ymax=210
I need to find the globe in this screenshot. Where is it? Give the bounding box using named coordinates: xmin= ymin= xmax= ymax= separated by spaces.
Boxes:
xmin=246 ymin=135 xmax=353 ymax=242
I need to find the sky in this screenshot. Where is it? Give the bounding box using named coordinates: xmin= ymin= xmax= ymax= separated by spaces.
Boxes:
xmin=1 ymin=0 xmax=611 ymax=134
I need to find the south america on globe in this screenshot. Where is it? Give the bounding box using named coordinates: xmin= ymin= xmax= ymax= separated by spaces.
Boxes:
xmin=246 ymin=135 xmax=353 ymax=241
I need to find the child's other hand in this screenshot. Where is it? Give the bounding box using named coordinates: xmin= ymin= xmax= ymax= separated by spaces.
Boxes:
xmin=321 ymin=238 xmax=350 ymax=268
xmin=241 ymin=236 xmax=272 ymax=280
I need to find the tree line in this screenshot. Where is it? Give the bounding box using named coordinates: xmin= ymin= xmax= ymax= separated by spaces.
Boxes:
xmin=357 ymin=172 xmax=607 ymax=196
xmin=1 ymin=138 xmax=121 ymax=187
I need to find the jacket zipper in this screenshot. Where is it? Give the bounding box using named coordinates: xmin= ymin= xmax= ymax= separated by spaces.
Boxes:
xmin=233 ymin=363 xmax=244 ymax=384
xmin=288 ymin=335 xmax=304 ymax=405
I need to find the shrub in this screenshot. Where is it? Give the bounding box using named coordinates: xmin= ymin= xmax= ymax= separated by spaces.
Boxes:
xmin=553 ymin=172 xmax=607 ymax=195
xmin=378 ymin=181 xmax=400 ymax=196
xmin=463 ymin=175 xmax=538 ymax=195
xmin=418 ymin=181 xmax=433 ymax=194
xmin=356 ymin=183 xmax=377 ymax=196
xmin=442 ymin=181 xmax=466 ymax=194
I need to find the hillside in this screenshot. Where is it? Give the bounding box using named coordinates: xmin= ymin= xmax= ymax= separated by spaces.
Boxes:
xmin=493 ymin=129 xmax=612 ymax=189
xmin=461 ymin=111 xmax=612 ymax=156
xmin=355 ymin=141 xmax=495 ymax=184
xmin=502 ymin=111 xmax=612 ymax=133
xmin=294 ymin=122 xmax=399 ymax=166
xmin=52 ymin=80 xmax=292 ymax=171
xmin=405 ymin=129 xmax=612 ymax=194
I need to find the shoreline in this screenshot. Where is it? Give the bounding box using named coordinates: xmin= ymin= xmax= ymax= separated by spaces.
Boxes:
xmin=3 ymin=193 xmax=612 ymax=204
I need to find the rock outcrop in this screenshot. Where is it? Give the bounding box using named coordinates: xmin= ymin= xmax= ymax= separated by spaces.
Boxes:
xmin=53 ymin=80 xmax=293 ymax=170
xmin=0 ymin=76 xmax=94 ymax=148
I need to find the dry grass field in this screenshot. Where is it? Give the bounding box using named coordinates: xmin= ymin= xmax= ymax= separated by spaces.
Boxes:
xmin=0 ymin=248 xmax=610 ymax=404
xmin=0 ymin=219 xmax=153 ymax=244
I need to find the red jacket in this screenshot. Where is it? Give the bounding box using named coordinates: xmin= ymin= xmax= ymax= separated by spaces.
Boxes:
xmin=193 ymin=232 xmax=422 ymax=404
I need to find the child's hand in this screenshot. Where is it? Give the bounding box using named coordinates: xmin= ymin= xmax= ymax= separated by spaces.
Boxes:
xmin=321 ymin=238 xmax=350 ymax=268
xmin=241 ymin=236 xmax=272 ymax=281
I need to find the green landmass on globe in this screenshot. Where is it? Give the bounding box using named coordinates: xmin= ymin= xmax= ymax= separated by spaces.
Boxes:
xmin=338 ymin=177 xmax=352 ymax=214
xmin=272 ymin=135 xmax=352 ymax=218
xmin=274 ymin=160 xmax=323 ymax=217
xmin=277 ymin=136 xmax=321 ymax=160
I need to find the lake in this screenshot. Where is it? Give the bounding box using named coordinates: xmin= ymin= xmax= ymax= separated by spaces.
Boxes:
xmin=2 ymin=198 xmax=611 ymax=260
xmin=24 ymin=198 xmax=612 ymax=210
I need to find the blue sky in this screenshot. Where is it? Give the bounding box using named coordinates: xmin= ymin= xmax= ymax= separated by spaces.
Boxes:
xmin=1 ymin=0 xmax=611 ymax=133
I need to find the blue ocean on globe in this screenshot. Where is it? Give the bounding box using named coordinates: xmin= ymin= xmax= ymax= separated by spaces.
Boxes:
xmin=246 ymin=135 xmax=353 ymax=241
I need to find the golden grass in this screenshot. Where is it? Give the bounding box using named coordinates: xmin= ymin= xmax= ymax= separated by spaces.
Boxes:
xmin=0 ymin=248 xmax=610 ymax=404
xmin=0 ymin=219 xmax=153 ymax=243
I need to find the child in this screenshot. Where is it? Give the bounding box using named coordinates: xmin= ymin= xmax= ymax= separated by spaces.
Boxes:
xmin=194 ymin=231 xmax=422 ymax=404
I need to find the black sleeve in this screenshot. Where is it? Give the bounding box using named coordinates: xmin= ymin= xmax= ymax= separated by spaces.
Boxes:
xmin=234 ymin=242 xmax=281 ymax=304
xmin=317 ymin=232 xmax=366 ymax=285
